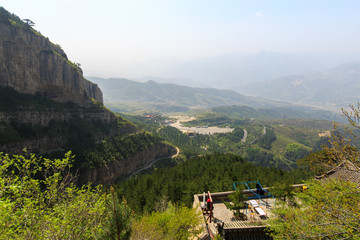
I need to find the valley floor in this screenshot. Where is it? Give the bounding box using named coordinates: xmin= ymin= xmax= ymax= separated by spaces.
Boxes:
xmin=169 ymin=115 xmax=234 ymax=135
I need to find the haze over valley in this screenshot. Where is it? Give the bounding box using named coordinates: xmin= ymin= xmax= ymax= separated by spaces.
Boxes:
xmin=1 ymin=1 xmax=360 ymax=239
xmin=3 ymin=1 xmax=360 ymax=112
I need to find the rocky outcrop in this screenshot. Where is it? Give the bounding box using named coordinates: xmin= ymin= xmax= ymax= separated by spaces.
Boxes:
xmin=0 ymin=8 xmax=102 ymax=105
xmin=79 ymin=143 xmax=175 ymax=185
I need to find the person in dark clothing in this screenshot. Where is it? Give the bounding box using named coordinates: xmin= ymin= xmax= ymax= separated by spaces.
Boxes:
xmin=256 ymin=183 xmax=264 ymax=195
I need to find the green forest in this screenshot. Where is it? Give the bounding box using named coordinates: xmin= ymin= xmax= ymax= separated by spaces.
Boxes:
xmin=117 ymin=153 xmax=310 ymax=214
xmin=1 ymin=6 xmax=359 ymax=239
xmin=0 ymin=150 xmax=310 ymax=239
xmin=1 ymin=84 xmax=358 ymax=239
xmin=120 ymin=111 xmax=334 ymax=169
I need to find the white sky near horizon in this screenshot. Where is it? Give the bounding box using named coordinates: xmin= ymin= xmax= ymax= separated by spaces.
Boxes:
xmin=1 ymin=0 xmax=360 ymax=78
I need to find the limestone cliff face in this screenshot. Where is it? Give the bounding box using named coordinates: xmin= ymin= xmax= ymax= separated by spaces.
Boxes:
xmin=0 ymin=106 xmax=118 ymax=154
xmin=0 ymin=10 xmax=102 ymax=105
xmin=0 ymin=8 xmax=176 ymax=185
xmin=0 ymin=107 xmax=116 ymax=126
xmin=1 ymin=136 xmax=66 ymax=155
xmin=79 ymin=143 xmax=175 ymax=185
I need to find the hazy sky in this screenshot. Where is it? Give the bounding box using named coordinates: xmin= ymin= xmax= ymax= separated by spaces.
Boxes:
xmin=1 ymin=0 xmax=360 ymax=78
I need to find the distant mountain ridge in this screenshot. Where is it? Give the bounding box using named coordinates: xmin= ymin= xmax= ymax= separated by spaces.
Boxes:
xmin=88 ymin=77 xmax=341 ymax=121
xmin=124 ymin=51 xmax=324 ymax=89
xmin=238 ymin=63 xmax=360 ymax=111
xmin=87 ymin=77 xmax=293 ymax=112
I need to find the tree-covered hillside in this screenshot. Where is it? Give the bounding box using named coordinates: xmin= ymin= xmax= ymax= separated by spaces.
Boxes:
xmin=120 ymin=111 xmax=335 ymax=169
xmin=211 ymin=105 xmax=343 ymax=122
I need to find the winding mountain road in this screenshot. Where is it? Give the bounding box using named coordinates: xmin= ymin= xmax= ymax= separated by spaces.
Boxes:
xmin=241 ymin=129 xmax=248 ymax=143
xmin=249 ymin=125 xmax=267 ymax=144
xmin=128 ymin=147 xmax=180 ymax=179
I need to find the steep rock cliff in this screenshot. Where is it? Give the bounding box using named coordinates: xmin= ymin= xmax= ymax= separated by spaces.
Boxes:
xmin=0 ymin=105 xmax=119 ymax=154
xmin=0 ymin=7 xmax=102 ymax=105
xmin=0 ymin=107 xmax=116 ymax=127
xmin=0 ymin=7 xmax=176 ymax=184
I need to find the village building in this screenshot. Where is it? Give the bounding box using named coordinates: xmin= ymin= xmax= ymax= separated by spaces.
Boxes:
xmin=315 ymin=161 xmax=360 ymax=187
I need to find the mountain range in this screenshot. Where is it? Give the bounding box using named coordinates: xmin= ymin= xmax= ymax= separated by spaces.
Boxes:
xmin=88 ymin=77 xmax=341 ymax=121
xmin=237 ymin=63 xmax=360 ymax=111
xmin=88 ymin=77 xmax=292 ymax=112
xmin=102 ymin=52 xmax=360 ymax=113
xmin=124 ymin=52 xmax=325 ymax=88
xmin=122 ymin=51 xmax=360 ymax=90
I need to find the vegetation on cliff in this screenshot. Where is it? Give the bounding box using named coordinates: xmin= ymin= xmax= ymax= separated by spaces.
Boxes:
xmin=0 ymin=6 xmax=36 ymax=32
xmin=82 ymin=130 xmax=163 ymax=168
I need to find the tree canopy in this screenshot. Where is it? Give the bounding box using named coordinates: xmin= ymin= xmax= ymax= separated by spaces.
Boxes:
xmin=130 ymin=202 xmax=203 ymax=240
xmin=0 ymin=151 xmax=106 ymax=239
xmin=0 ymin=151 xmax=135 ymax=239
xmin=269 ymin=179 xmax=360 ymax=239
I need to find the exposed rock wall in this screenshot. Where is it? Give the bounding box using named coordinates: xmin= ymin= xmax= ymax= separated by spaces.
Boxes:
xmin=0 ymin=107 xmax=118 ymax=154
xmin=0 ymin=8 xmax=176 ymax=185
xmin=1 ymin=136 xmax=66 ymax=154
xmin=0 ymin=17 xmax=102 ymax=105
xmin=0 ymin=108 xmax=117 ymax=126
xmin=79 ymin=143 xmax=175 ymax=185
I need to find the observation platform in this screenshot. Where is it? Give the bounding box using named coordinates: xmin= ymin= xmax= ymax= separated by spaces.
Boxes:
xmin=194 ymin=184 xmax=306 ymax=239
